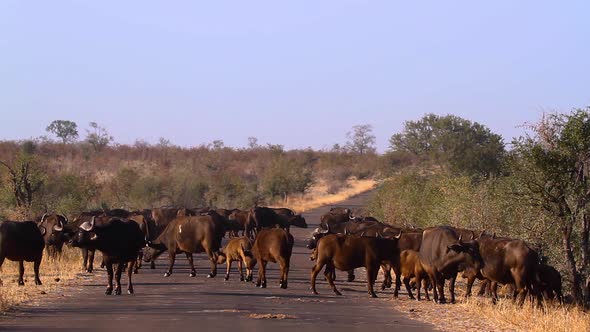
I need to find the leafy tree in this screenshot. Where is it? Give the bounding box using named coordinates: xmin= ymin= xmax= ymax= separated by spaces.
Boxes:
xmin=85 ymin=122 xmax=113 ymax=152
xmin=389 ymin=114 xmax=505 ymax=178
xmin=346 ymin=124 xmax=376 ymax=155
xmin=46 ymin=120 xmax=79 ymax=143
xmin=511 ymin=109 xmax=590 ymax=304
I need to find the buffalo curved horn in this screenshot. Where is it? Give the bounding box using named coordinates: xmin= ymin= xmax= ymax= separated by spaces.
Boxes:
xmin=39 ymin=226 xmax=46 ymax=236
xmin=360 ymin=232 xmax=366 ymax=237
xmin=470 ymin=231 xmax=475 ymax=240
xmin=458 ymin=232 xmax=463 ymax=243
xmin=394 ymin=229 xmax=402 ymax=239
xmin=349 ymin=215 xmax=356 ymax=221
xmin=344 ymin=228 xmax=349 ymax=235
xmin=59 ymin=214 xmax=69 ymax=224
xmin=319 ymin=224 xmax=330 ymax=234
xmin=479 ymin=229 xmax=486 ymax=239
xmin=40 ymin=213 xmax=47 ymax=224
xmin=53 ymin=219 xmax=64 ymax=232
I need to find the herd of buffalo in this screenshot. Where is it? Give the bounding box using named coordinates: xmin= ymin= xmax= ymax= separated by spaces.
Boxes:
xmin=0 ymin=204 xmax=562 ymax=307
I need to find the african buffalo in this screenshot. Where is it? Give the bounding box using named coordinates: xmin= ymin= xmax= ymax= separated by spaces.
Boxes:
xmin=476 ymin=233 xmax=542 ymax=305
xmin=70 ymin=217 xmax=145 ymax=295
xmin=143 ymin=214 xmax=225 ymax=278
xmin=419 ymin=226 xmax=483 ymax=304
xmin=252 ymin=228 xmax=294 ymax=289
xmin=0 ymin=220 xmax=45 ymax=286
xmin=311 ymin=231 xmax=402 ymax=298
xmin=217 ymin=237 xmax=256 ymax=282
xmin=37 ymin=213 xmax=68 ymax=257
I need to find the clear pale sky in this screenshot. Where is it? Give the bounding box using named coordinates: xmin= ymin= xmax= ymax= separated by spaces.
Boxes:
xmin=1 ymin=1 xmax=588 ymax=152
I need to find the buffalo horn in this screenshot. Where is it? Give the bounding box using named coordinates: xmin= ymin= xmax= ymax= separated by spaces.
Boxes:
xmin=59 ymin=214 xmax=69 ymax=224
xmin=394 ymin=229 xmax=402 ymax=239
xmin=319 ymin=224 xmax=330 ymax=234
xmin=53 ymin=219 xmax=64 ymax=232
xmin=470 ymin=231 xmax=475 ymax=240
xmin=458 ymin=232 xmax=463 ymax=243
xmin=40 ymin=213 xmax=47 ymax=224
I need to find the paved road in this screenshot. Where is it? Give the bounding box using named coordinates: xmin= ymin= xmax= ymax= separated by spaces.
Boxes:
xmin=1 ymin=191 xmax=434 ymax=332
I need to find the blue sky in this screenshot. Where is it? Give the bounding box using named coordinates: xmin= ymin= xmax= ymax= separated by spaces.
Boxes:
xmin=1 ymin=1 xmax=588 ymax=152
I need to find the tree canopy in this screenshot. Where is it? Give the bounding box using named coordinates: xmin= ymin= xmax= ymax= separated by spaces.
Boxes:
xmin=389 ymin=113 xmax=505 ymax=177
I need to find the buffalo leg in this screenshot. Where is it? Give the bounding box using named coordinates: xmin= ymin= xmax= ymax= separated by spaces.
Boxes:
xmin=186 ymin=253 xmax=196 ymax=277
xmin=134 ymin=250 xmax=142 ymax=274
xmin=205 ymin=249 xmax=217 ymax=278
xmin=491 ymin=281 xmax=499 ymax=304
xmin=311 ymin=260 xmax=330 ymax=295
xmin=150 ymin=260 xmax=156 ymax=269
xmin=477 ymin=279 xmax=490 ymax=297
xmin=393 ymin=265 xmax=402 ymax=298
xmin=366 ymin=264 xmax=379 ymax=298
xmin=225 ymin=259 xmax=233 ymax=281
xmin=237 ymin=259 xmax=244 ymax=281
xmin=429 ymin=273 xmax=439 ymax=303
xmin=403 ymin=276 xmax=415 ymax=300
xmin=347 ymin=269 xmax=355 ymax=282
xmin=279 ymin=257 xmax=290 ymax=289
xmin=87 ymin=250 xmax=95 ymax=273
xmin=165 ymin=251 xmax=176 ymax=277
xmin=34 ymin=258 xmax=42 ymax=285
xmin=105 ymin=263 xmax=114 ymax=295
xmin=127 ymin=260 xmax=135 ymax=294
xmin=465 ymin=275 xmax=475 ymax=297
xmin=435 ymin=274 xmax=446 ymax=304
xmin=449 ymin=274 xmax=457 ymax=304
xmin=81 ymin=248 xmax=88 ymax=271
xmin=256 ymin=260 xmax=267 ymax=288
xmin=381 ymin=264 xmax=392 ymax=290
xmin=18 ymin=260 xmax=25 ymax=286
xmin=325 ymin=263 xmax=342 ymax=296
xmin=114 ymin=263 xmax=124 ymax=295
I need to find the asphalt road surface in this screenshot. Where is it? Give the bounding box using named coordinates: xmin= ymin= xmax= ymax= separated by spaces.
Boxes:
xmin=1 ymin=191 xmax=434 ymax=332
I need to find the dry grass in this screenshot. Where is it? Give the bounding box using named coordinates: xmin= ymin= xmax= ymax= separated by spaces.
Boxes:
xmin=279 ymin=177 xmax=377 ymax=213
xmin=458 ymin=298 xmax=590 ymax=332
xmin=248 ymin=313 xmax=297 ymax=320
xmin=392 ymin=289 xmax=590 ymax=332
xmin=0 ymin=246 xmax=82 ymax=312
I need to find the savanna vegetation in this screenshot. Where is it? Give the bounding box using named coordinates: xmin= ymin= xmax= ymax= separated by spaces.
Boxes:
xmin=367 ymin=110 xmax=590 ymax=332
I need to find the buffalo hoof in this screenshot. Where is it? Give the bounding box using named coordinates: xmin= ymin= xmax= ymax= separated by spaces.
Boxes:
xmin=239 ymin=275 xmax=244 ymax=282
xmin=369 ymin=293 xmax=378 ymax=298
xmin=312 ymin=290 xmax=319 ymax=295
xmin=334 ymin=291 xmax=342 ymax=296
xmin=150 ymin=262 xmax=156 ymax=269
xmin=105 ymin=288 xmax=113 ymax=295
xmin=164 ymin=272 xmax=171 ymax=277
xmin=224 ymin=275 xmax=230 ymax=281
xmin=347 ymin=275 xmax=355 ymax=282
xmin=35 ymin=279 xmax=42 ymax=286
xmin=86 ymin=268 xmax=93 ymax=273
xmin=438 ymin=298 xmax=447 ymax=304
xmin=18 ymin=280 xmax=24 ymax=286
xmin=280 ymin=282 xmax=288 ymax=289
xmin=115 ymin=288 xmax=122 ymax=295
xmin=128 ymin=289 xmax=134 ymax=295
xmin=189 ymin=271 xmax=196 ymax=277
xmin=207 ymin=273 xmax=216 ymax=278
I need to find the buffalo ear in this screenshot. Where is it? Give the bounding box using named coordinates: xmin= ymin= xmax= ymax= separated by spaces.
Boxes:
xmin=39 ymin=226 xmax=46 ymax=236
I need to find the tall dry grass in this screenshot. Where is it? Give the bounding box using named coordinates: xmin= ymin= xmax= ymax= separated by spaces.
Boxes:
xmin=458 ymin=297 xmax=590 ymax=332
xmin=278 ymin=178 xmax=377 ymax=213
xmin=0 ymin=246 xmax=82 ymax=312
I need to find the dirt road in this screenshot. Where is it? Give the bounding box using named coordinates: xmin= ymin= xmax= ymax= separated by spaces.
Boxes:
xmin=1 ymin=191 xmax=434 ymax=331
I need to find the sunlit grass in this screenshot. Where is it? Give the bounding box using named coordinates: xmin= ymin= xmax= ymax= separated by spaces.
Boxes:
xmin=0 ymin=246 xmax=82 ymax=312
xmin=276 ymin=177 xmax=377 ymax=213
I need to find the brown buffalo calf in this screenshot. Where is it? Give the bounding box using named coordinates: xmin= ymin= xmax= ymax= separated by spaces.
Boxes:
xmin=399 ymin=250 xmax=430 ymax=301
xmin=252 ymin=228 xmax=294 ymax=289
xmin=217 ymin=237 xmax=256 ymax=282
